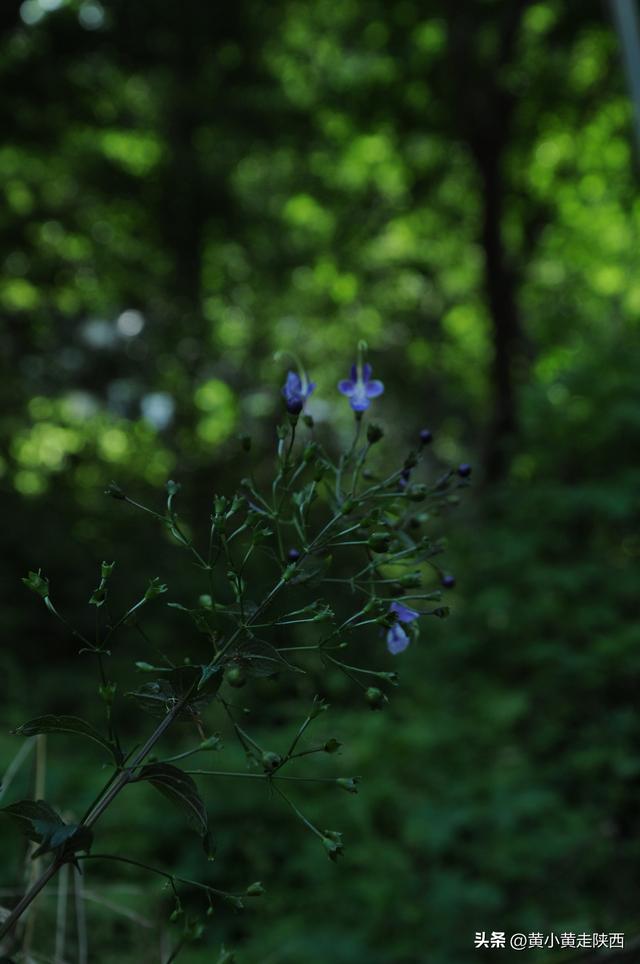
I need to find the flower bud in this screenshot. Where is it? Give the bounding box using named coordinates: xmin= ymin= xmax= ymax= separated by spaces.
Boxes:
xmin=368 ymin=531 xmax=390 ymax=553
xmin=99 ymin=682 xmax=117 ymax=705
xmin=286 ymin=398 xmax=303 ymax=416
xmin=245 ymin=881 xmax=265 ymax=897
xmin=226 ymin=666 xmax=247 ymax=688
xmin=365 ymin=686 xmax=388 ymax=710
xmin=340 ymin=498 xmax=355 ymax=515
xmin=224 ymin=895 xmax=245 ymax=911
xmin=309 ymin=696 xmax=329 ymax=719
xmin=336 ymin=776 xmax=360 ymax=794
xmin=22 ymin=570 xmax=50 ymax=599
xmin=323 ymin=738 xmax=342 ymax=754
xmin=105 ymin=481 xmax=126 ymax=500
xmin=303 ymin=441 xmax=318 ymax=463
xmin=366 ymin=422 xmax=384 ymax=444
xmin=322 ymin=830 xmax=344 ymax=862
xmin=407 ymin=483 xmax=427 ymax=502
xmin=261 ymin=751 xmax=282 ymax=772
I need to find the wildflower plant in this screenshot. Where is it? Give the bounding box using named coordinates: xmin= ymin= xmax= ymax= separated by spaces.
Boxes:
xmin=1 ymin=345 xmax=469 ymax=960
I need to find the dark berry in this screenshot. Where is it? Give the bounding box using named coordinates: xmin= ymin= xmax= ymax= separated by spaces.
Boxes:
xmin=419 ymin=429 xmax=433 ymax=445
xmin=287 ymin=548 xmax=301 ymax=562
xmin=457 ymin=463 xmax=472 ymax=478
xmin=441 ymin=574 xmax=456 ymax=589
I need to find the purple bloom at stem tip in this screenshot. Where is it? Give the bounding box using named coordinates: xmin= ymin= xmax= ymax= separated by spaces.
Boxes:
xmin=338 ymin=362 xmax=384 ymax=412
xmin=282 ymin=371 xmax=315 ymax=415
xmin=386 ymin=600 xmax=419 ymax=655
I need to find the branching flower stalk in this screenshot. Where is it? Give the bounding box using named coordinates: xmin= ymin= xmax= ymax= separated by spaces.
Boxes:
xmin=1 ymin=346 xmax=470 ymax=959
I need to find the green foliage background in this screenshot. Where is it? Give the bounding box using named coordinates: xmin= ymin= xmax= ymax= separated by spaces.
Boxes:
xmin=1 ymin=1 xmax=639 ymax=961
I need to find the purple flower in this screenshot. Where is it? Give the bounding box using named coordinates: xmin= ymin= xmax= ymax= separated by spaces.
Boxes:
xmin=386 ymin=600 xmax=419 ymax=655
xmin=338 ymin=363 xmax=384 ymax=412
xmin=282 ymin=371 xmax=315 ymax=415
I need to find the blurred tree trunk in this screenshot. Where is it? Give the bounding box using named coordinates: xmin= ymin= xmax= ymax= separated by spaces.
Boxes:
xmin=474 ymin=141 xmax=521 ymax=482
xmin=446 ymin=1 xmax=531 ymax=481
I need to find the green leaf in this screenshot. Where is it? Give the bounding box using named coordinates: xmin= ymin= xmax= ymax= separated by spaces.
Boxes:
xmin=12 ymin=715 xmax=122 ymax=765
xmin=129 ymin=664 xmax=221 ymax=719
xmin=221 ymin=639 xmax=304 ymax=679
xmin=134 ymin=763 xmax=213 ymax=856
xmin=0 ymin=799 xmax=92 ymax=860
xmin=288 ymin=553 xmax=332 ymax=587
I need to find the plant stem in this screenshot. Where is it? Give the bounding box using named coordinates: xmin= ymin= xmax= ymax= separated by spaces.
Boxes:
xmin=0 ymin=693 xmax=192 ymax=942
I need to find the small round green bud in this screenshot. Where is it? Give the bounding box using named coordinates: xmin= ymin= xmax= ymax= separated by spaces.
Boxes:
xmin=365 ymin=686 xmax=387 ymax=710
xmin=366 ymin=422 xmax=384 ymax=444
xmin=340 ymin=498 xmax=355 ymax=515
xmin=226 ymin=666 xmax=247 ymax=688
xmin=261 ymin=751 xmax=282 ymax=772
xmin=245 ymin=881 xmax=265 ymax=897
xmin=407 ymin=483 xmax=427 ymax=502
